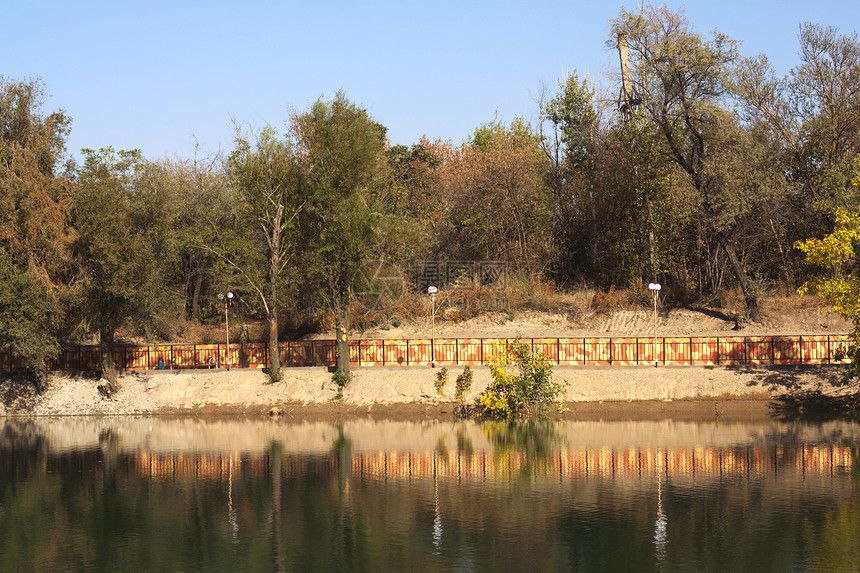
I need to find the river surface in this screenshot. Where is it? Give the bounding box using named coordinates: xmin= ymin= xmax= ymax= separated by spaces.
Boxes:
xmin=1 ymin=416 xmax=859 ymax=572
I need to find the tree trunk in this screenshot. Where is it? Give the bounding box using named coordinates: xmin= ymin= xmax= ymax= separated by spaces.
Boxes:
xmin=268 ymin=237 xmax=281 ymax=376
xmin=99 ymin=323 xmax=119 ymax=396
xmin=191 ymin=258 xmax=204 ymax=323
xmin=267 ymin=309 xmax=280 ymax=375
xmin=31 ymin=361 xmax=49 ymax=394
xmin=715 ymin=231 xmax=761 ymax=322
xmin=647 ymin=196 xmax=657 ymax=281
xmin=335 ymin=282 xmax=351 ymax=376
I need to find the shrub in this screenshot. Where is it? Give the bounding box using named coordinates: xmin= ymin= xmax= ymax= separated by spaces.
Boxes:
xmin=472 ymin=339 xmax=563 ymax=419
xmin=332 ymin=370 xmax=348 ymax=390
xmin=435 ymin=367 xmax=449 ymax=396
xmin=455 ymin=366 xmax=473 ymax=402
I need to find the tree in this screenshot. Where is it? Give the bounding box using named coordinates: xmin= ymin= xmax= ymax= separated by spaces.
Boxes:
xmin=73 ymin=148 xmax=176 ymax=395
xmin=159 ymin=148 xmax=232 ymax=324
xmin=796 ymin=159 xmax=860 ymax=379
xmin=472 ymin=339 xmax=563 ymax=419
xmin=292 ymin=92 xmax=388 ymax=377
xmin=223 ymin=127 xmax=304 ymax=379
xmin=736 ymin=23 xmax=860 ymax=211
xmin=610 ymin=4 xmax=771 ymax=320
xmin=0 ymin=77 xmax=74 ymax=390
xmin=383 ymin=137 xmax=451 ymax=261
xmin=441 ymin=118 xmax=554 ymax=272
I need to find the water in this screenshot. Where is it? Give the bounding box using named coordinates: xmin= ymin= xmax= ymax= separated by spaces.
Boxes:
xmin=1 ymin=416 xmax=859 ymax=572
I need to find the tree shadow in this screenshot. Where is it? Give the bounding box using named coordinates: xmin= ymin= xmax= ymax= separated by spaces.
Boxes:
xmin=687 ymin=306 xmax=740 ymax=327
xmin=1 ymin=372 xmax=98 ymax=413
xmin=0 ymin=374 xmax=40 ymax=411
xmin=739 ymin=364 xmax=845 ymax=393
xmin=731 ymin=364 xmax=860 ymax=420
xmin=769 ymin=389 xmax=860 ymax=421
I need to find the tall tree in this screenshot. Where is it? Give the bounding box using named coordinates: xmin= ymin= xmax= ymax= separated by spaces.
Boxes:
xmin=73 ymin=148 xmax=176 ymax=395
xmin=160 ymin=149 xmax=231 ymax=324
xmin=441 ymin=118 xmax=553 ymax=272
xmin=0 ymin=77 xmax=74 ymax=390
xmin=292 ymin=91 xmax=387 ymax=376
xmin=223 ymin=126 xmax=304 ymax=378
xmin=610 ymin=4 xmax=769 ymax=320
xmin=735 ymin=23 xmax=860 ymax=213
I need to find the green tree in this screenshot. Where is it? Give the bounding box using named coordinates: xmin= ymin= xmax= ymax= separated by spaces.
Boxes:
xmin=292 ymin=92 xmax=388 ymax=376
xmin=0 ymin=77 xmax=74 ymax=390
xmin=383 ymin=137 xmax=450 ymax=261
xmin=223 ymin=126 xmax=304 ymax=378
xmin=73 ymin=148 xmax=176 ymax=395
xmin=610 ymin=4 xmax=777 ymax=320
xmin=159 ymin=150 xmax=232 ymax=324
xmin=735 ymin=23 xmax=860 ymax=211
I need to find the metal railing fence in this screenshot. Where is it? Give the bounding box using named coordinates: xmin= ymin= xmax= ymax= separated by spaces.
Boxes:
xmin=0 ymin=334 xmax=852 ymax=372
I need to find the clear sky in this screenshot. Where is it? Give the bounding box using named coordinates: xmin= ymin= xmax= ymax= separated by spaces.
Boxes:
xmin=3 ymin=1 xmax=857 ymax=162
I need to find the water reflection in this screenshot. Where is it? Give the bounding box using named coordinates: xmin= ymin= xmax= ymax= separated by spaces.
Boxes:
xmin=1 ymin=417 xmax=859 ymax=572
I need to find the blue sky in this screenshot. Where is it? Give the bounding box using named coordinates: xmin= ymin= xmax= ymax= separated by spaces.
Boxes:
xmin=3 ymin=1 xmax=857 ymax=162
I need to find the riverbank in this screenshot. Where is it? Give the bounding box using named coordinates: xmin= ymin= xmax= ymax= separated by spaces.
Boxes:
xmin=1 ymin=363 xmax=854 ymax=419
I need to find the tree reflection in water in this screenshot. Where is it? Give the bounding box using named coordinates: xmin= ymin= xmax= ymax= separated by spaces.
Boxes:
xmin=0 ymin=417 xmax=858 ymax=572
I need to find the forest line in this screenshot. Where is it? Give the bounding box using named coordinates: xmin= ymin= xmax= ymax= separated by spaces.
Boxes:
xmin=2 ymin=4 xmax=859 ymax=391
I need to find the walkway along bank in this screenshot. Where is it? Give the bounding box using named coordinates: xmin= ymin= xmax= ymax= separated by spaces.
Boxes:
xmin=0 ymin=335 xmax=852 ymax=373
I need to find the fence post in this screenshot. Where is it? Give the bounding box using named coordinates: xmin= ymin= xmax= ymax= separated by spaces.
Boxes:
xmin=798 ymin=335 xmax=803 ymax=365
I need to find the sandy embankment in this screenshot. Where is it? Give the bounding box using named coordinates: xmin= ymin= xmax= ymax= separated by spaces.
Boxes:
xmin=0 ymin=363 xmax=852 ymax=418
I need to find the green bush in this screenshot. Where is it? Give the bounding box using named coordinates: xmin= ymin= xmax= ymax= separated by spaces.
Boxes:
xmin=267 ymin=367 xmax=282 ymax=383
xmin=435 ymin=367 xmax=449 ymax=396
xmin=332 ymin=370 xmax=348 ymax=389
xmin=472 ymin=339 xmax=563 ymax=419
xmin=455 ymin=366 xmax=473 ymax=402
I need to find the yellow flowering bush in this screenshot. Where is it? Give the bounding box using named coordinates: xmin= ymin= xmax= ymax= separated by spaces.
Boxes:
xmin=472 ymin=338 xmax=564 ymax=419
xmin=795 ymin=160 xmax=860 ymax=380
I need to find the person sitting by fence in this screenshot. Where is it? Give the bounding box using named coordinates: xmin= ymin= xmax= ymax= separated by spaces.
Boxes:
xmin=208 ymin=356 xmax=216 ymax=369
xmin=157 ymin=357 xmax=165 ymax=370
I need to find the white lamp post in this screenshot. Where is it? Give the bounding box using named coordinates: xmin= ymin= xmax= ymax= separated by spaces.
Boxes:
xmin=218 ymin=292 xmax=234 ymax=369
xmin=648 ymin=283 xmax=661 ymax=367
xmin=428 ymin=286 xmax=437 ymax=367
